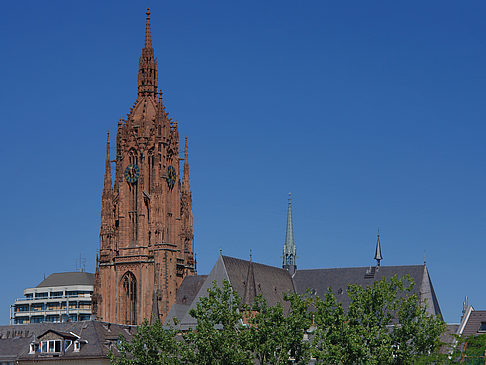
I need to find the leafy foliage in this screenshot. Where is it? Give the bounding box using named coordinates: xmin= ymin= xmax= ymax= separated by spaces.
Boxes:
xmin=110 ymin=277 xmax=447 ymax=365
xmin=460 ymin=333 xmax=486 ymax=363
xmin=109 ymin=319 xmax=181 ymax=365
xmin=244 ymin=292 xmax=312 ymax=364
xmin=182 ymin=280 xmax=253 ymax=365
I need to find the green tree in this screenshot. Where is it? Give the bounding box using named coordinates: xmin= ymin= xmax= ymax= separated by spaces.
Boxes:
xmin=182 ymin=280 xmax=253 ymax=365
xmin=459 ymin=333 xmax=486 ymax=364
xmin=312 ymin=275 xmax=446 ymax=364
xmin=312 ymin=289 xmax=353 ymax=363
xmin=111 ymin=276 xmax=447 ymax=365
xmin=245 ymin=293 xmax=312 ymax=364
xmin=109 ymin=319 xmax=182 ymax=365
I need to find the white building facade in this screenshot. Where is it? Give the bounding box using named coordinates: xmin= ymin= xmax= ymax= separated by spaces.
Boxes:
xmin=10 ymin=272 xmax=94 ymax=325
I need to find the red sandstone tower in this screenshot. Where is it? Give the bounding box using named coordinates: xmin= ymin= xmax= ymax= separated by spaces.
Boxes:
xmin=93 ymin=9 xmax=196 ymax=325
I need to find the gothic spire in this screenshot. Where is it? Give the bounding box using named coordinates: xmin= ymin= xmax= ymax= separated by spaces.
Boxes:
xmin=182 ymin=137 xmax=191 ymax=193
xmin=137 ymin=8 xmax=158 ymax=98
xmin=100 ymin=133 xmax=114 ymax=250
xmin=374 ymin=229 xmax=383 ymax=266
xmin=282 ymin=193 xmax=297 ymax=275
xmin=144 ymin=8 xmax=152 ymax=48
xmin=102 ymin=132 xmax=112 ymax=196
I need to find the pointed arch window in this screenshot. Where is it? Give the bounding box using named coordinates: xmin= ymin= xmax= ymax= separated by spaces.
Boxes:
xmin=120 ymin=271 xmax=137 ymax=325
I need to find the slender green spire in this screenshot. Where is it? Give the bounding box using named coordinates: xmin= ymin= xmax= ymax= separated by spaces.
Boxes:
xmin=283 ymin=193 xmax=297 ymax=273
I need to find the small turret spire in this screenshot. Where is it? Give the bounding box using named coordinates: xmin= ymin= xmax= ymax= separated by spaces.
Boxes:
xmin=374 ymin=228 xmax=383 ymax=266
xmin=182 ymin=137 xmax=191 ymax=193
xmin=282 ymin=193 xmax=297 ymax=275
xmin=103 ymin=132 xmax=112 ymax=191
xmin=145 ymin=8 xmax=152 ymax=49
xmin=100 ymin=133 xmax=114 ymax=250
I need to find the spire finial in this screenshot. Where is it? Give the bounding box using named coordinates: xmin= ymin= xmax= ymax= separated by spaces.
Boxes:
xmin=374 ymin=229 xmax=383 ymax=267
xmin=145 ymin=8 xmax=152 ymax=48
xmin=249 ymin=249 xmax=252 ymax=262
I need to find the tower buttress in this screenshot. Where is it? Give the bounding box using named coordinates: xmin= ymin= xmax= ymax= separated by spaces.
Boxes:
xmin=283 ymin=193 xmax=297 ymax=275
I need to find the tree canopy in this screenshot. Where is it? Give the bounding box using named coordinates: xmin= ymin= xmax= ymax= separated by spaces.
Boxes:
xmin=110 ymin=276 xmax=447 ymax=365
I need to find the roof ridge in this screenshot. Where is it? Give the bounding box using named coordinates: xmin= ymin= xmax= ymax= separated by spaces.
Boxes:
xmin=221 ymin=255 xmax=290 ymax=272
xmin=296 ymin=264 xmax=425 ymax=272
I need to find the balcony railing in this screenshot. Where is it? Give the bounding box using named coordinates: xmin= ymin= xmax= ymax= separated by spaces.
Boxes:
xmin=14 ymin=294 xmax=92 ymax=302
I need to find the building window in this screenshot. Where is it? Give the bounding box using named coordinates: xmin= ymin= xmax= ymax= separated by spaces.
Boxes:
xmin=29 ymin=343 xmax=39 ymax=354
xmin=46 ymin=315 xmax=60 ymax=323
xmin=74 ymin=341 xmax=80 ymax=352
xmin=79 ymin=314 xmax=91 ymax=321
xmin=40 ymin=340 xmax=61 ymax=353
xmin=15 ymin=304 xmax=29 ymax=312
xmin=479 ymin=322 xmax=486 ymax=332
xmin=31 ymin=303 xmax=44 ymax=311
xmin=14 ymin=317 xmax=29 ymax=324
xmin=30 ymin=316 xmax=44 ymax=323
xmin=121 ymin=271 xmax=137 ymax=325
xmin=78 ymin=301 xmax=91 ymax=310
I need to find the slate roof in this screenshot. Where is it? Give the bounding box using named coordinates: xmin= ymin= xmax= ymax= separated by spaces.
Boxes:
xmin=461 ymin=310 xmax=486 ymax=337
xmin=0 ymin=321 xmax=134 ymax=360
xmin=167 ymin=256 xmax=442 ymax=328
xmin=0 ymin=337 xmax=31 ymax=362
xmin=222 ymin=256 xmax=295 ymax=308
xmin=175 ymin=275 xmax=207 ymax=305
xmin=169 ymin=256 xmax=296 ymax=329
xmin=164 ymin=275 xmax=207 ymax=326
xmin=293 ymin=264 xmax=442 ymax=316
xmin=36 ymin=272 xmax=94 ymax=288
xmin=439 ymin=324 xmax=460 ymax=354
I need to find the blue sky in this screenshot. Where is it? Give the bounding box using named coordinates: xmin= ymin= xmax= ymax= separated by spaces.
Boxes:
xmin=1 ymin=1 xmax=485 ymax=324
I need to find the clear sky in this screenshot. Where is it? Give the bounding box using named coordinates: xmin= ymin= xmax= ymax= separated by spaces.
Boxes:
xmin=1 ymin=0 xmax=485 ymax=324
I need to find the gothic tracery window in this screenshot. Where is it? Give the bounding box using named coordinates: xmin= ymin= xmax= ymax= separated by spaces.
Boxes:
xmin=120 ymin=271 xmax=137 ymax=325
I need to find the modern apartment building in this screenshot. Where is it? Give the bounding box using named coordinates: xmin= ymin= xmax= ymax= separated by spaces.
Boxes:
xmin=10 ymin=272 xmax=94 ymax=324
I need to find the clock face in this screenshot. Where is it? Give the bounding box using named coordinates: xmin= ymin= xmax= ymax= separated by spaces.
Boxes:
xmin=124 ymin=164 xmax=140 ymax=183
xmin=167 ymin=166 xmax=176 ymax=190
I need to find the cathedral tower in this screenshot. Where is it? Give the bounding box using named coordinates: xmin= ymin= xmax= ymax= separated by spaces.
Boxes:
xmin=93 ymin=9 xmax=196 ymax=325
